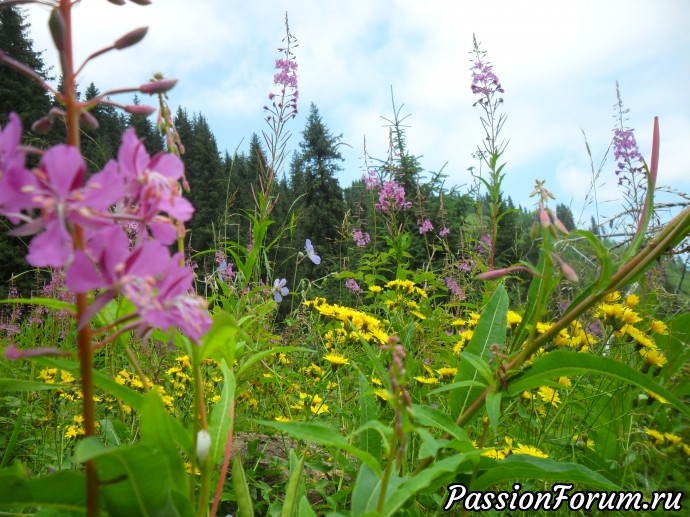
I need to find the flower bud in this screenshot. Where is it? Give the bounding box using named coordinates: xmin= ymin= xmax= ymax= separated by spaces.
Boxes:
xmin=49 ymin=8 xmax=66 ymax=51
xmin=559 ymin=261 xmax=579 ymax=283
xmin=539 ymin=206 xmax=550 ymax=228
xmin=140 ymin=78 xmax=178 ymax=94
xmin=124 ymin=103 xmax=156 ymax=116
xmin=114 ymin=27 xmax=148 ymax=50
xmin=31 ymin=116 xmax=54 ymax=135
xmin=79 ymin=111 xmax=99 ymax=130
xmin=196 ymin=429 xmax=211 ymax=464
xmin=106 ymin=0 xmax=127 ymax=5
xmin=129 ymin=0 xmax=153 ymax=5
xmin=476 ymin=265 xmax=532 ymax=281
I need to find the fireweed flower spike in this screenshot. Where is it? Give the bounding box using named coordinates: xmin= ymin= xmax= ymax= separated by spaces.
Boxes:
xmin=305 ymin=239 xmax=321 ymax=265
xmin=272 ymin=278 xmax=289 ymax=303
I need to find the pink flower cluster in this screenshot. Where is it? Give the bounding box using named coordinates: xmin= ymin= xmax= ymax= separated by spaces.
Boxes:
xmin=374 ymin=180 xmax=411 ymax=213
xmin=0 ymin=114 xmax=210 ymax=342
xmin=352 ymin=227 xmax=370 ymax=247
xmin=418 ymin=218 xmax=433 ymax=234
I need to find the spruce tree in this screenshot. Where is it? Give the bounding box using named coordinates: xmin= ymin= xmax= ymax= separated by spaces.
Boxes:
xmin=289 ymin=103 xmax=346 ymax=272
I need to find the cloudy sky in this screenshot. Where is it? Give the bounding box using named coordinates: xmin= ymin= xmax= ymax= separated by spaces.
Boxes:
xmin=24 ymin=0 xmax=690 ymax=226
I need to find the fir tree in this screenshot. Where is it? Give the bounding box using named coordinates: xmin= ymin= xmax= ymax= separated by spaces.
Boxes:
xmin=289 ymin=104 xmax=346 ymax=271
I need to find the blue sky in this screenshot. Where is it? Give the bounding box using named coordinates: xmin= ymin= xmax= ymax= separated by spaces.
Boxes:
xmin=25 ymin=0 xmax=690 ymax=227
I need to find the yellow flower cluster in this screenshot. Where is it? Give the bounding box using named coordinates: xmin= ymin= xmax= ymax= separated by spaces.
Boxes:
xmin=644 ymin=427 xmax=690 ymax=456
xmin=64 ymin=415 xmax=100 ymax=440
xmin=290 ymin=392 xmax=329 ymax=415
xmin=479 ymin=436 xmax=549 ymax=460
xmin=384 ymin=279 xmax=428 ymax=298
xmin=304 ymin=298 xmax=389 ymax=345
xmin=595 ymin=291 xmax=669 ymax=367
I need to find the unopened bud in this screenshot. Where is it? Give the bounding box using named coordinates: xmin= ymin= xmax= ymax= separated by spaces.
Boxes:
xmin=140 ymin=78 xmax=178 ymax=94
xmin=124 ymin=103 xmax=156 ymax=116
xmin=114 ymin=27 xmax=148 ymax=50
xmin=49 ymin=8 xmax=66 ymax=51
xmin=476 ymin=265 xmax=532 ymax=281
xmin=196 ymin=429 xmax=211 ymax=464
xmin=79 ymin=111 xmax=99 ymax=130
xmin=129 ymin=0 xmax=153 ymax=5
xmin=539 ymin=206 xmax=550 ymax=228
xmin=559 ymin=261 xmax=578 ymax=283
xmin=31 ymin=116 xmax=54 ymax=135
xmin=106 ymin=0 xmax=127 ymax=5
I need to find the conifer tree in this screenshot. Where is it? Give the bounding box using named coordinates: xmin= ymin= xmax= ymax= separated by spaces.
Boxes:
xmin=289 ymin=103 xmax=346 ymax=271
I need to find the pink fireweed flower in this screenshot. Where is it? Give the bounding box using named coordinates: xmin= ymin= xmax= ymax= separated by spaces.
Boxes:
xmin=0 ymin=113 xmax=32 ymax=222
xmin=352 ymin=227 xmax=370 ymax=247
xmin=418 ymin=219 xmax=433 ymax=234
xmin=445 ymin=277 xmax=464 ymax=299
xmin=362 ymin=169 xmax=379 ymax=190
xmin=274 ymin=58 xmax=298 ymax=89
xmin=115 ymin=128 xmax=193 ymax=243
xmin=374 ymin=180 xmax=411 ymax=213
xmin=477 ymin=234 xmax=492 ymax=256
xmin=10 ymin=145 xmax=123 ymax=268
xmin=439 ymin=226 xmax=450 ymax=237
xmin=305 ymin=239 xmax=321 ymax=265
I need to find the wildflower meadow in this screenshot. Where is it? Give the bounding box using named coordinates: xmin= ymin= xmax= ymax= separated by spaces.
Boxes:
xmin=1 ymin=1 xmax=689 ymax=516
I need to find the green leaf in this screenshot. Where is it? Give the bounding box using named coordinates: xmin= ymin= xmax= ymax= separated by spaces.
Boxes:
xmin=201 ymin=312 xmax=239 ymax=365
xmin=510 ymin=247 xmax=550 ymax=352
xmin=233 ymin=454 xmax=254 ymax=517
xmin=485 ymin=391 xmax=501 ymax=432
xmin=281 ymin=450 xmax=306 ymax=517
xmin=258 ymin=421 xmax=381 ymax=476
xmin=506 ymin=351 xmax=690 ymax=419
xmin=208 ymin=360 xmax=236 ymax=464
xmin=411 ymin=405 xmax=470 ymax=443
xmin=427 ymin=380 xmax=485 ymax=395
xmin=0 ymin=378 xmax=66 ymax=392
xmin=357 ymin=374 xmax=381 ymax=459
xmin=0 ymin=297 xmax=75 ymax=313
xmin=381 ymin=453 xmax=478 ymax=516
xmin=570 ymin=229 xmax=613 ymax=290
xmin=472 ymin=455 xmax=619 ymax=491
xmin=453 ymin=352 xmax=492 ymax=386
xmin=0 ymin=463 xmax=85 ymax=511
xmin=75 ymin=438 xmax=194 ymax=516
xmin=416 ymin=428 xmax=445 ymax=460
xmin=139 ymin=391 xmax=187 ymax=494
xmin=450 ymin=284 xmax=508 ymax=419
xmin=298 ymin=495 xmax=317 ymax=517
xmin=351 ymin=464 xmax=380 ymax=516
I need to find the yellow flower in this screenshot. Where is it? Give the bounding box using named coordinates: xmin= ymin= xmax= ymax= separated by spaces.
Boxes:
xmin=623 ymin=325 xmax=657 ymax=349
xmin=558 ymin=377 xmax=572 ymax=387
xmin=275 ymin=416 xmax=291 ymax=422
xmin=506 ymin=311 xmax=522 ymax=327
xmin=414 ymin=376 xmax=440 ymax=385
xmin=39 ymin=368 xmax=58 ymax=383
xmin=644 ymin=428 xmax=666 ymax=446
xmin=175 ymin=355 xmax=192 ymax=369
xmin=604 ymin=291 xmax=621 ymax=302
xmin=368 ymin=285 xmax=382 ymax=294
xmin=625 ymin=293 xmax=640 ymax=308
xmin=682 ymin=444 xmax=690 ymax=457
xmin=521 ymin=391 xmax=534 ymax=400
xmin=436 ymin=367 xmax=458 ymax=378
xmin=645 ymin=389 xmax=668 ymax=404
xmin=65 ymin=425 xmax=82 ymax=439
xmin=373 ymin=389 xmax=389 ymax=401
xmin=620 ymin=308 xmax=643 ymax=325
xmin=481 ymin=448 xmax=507 ymax=460
xmin=664 ymin=433 xmax=682 ymax=446
xmin=639 ymin=348 xmax=667 ymax=367
xmin=59 ymin=370 xmax=75 ymax=384
xmin=310 ymin=394 xmax=329 ymax=415
xmin=278 ymin=352 xmax=291 ymax=365
xmin=512 ymin=443 xmax=548 ymax=458
xmin=371 ymin=377 xmax=382 ymax=386
xmin=323 ymin=353 xmax=350 ymax=368
xmin=649 ymin=320 xmax=669 ymax=335
xmin=537 ymin=386 xmax=561 ymax=406
xmin=573 ymin=434 xmax=595 ymax=450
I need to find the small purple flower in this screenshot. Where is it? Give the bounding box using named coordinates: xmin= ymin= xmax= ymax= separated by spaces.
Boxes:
xmin=418 ymin=219 xmax=433 ymax=234
xmin=345 ymin=278 xmax=361 ymax=294
xmin=352 ymin=227 xmax=370 ymax=247
xmin=612 ymin=127 xmax=644 ymax=182
xmin=218 ymin=260 xmax=235 ymax=282
xmin=439 ymin=226 xmax=450 ymax=237
xmin=444 ymin=277 xmax=464 ymax=300
xmin=305 ymin=239 xmax=321 ymax=265
xmin=477 ymin=234 xmax=492 ymax=256
xmin=272 ymin=278 xmax=289 ymax=303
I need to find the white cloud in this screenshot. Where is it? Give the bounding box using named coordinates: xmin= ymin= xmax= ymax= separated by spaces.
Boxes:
xmin=21 ymin=0 xmax=690 ymax=213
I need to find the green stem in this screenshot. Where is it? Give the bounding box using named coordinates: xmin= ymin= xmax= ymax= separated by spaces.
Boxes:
xmin=376 ymin=433 xmax=398 ymax=514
